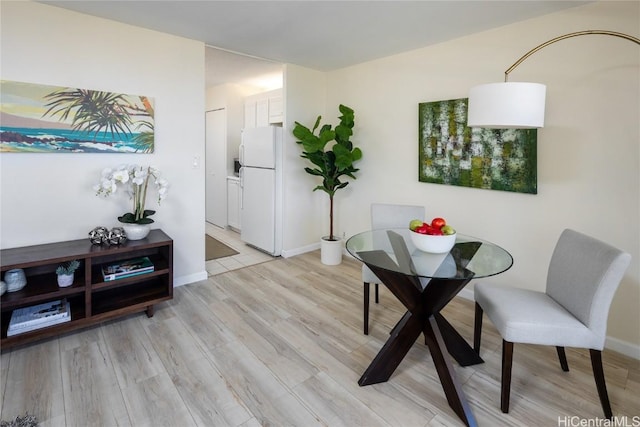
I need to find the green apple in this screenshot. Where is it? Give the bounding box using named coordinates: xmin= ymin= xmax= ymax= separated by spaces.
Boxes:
xmin=409 ymin=219 xmax=423 ymax=231
xmin=441 ymin=225 xmax=456 ymax=235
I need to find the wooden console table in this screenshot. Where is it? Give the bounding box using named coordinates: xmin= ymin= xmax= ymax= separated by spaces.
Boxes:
xmin=1 ymin=229 xmax=173 ymax=350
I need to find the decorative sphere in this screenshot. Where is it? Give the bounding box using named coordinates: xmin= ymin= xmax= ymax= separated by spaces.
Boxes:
xmin=89 ymin=226 xmax=109 ymax=245
xmin=108 ymin=227 xmax=128 ymax=245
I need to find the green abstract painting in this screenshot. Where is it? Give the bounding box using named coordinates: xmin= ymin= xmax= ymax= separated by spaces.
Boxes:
xmin=418 ymin=98 xmax=537 ymax=194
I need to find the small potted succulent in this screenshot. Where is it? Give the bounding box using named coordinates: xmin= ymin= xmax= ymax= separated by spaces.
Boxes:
xmin=56 ymin=260 xmax=80 ymax=287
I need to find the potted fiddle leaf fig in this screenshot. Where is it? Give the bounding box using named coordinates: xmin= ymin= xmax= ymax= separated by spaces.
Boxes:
xmin=293 ymin=104 xmax=362 ymax=265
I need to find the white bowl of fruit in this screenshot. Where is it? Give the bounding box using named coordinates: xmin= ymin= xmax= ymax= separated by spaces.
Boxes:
xmin=409 ymin=217 xmax=457 ymax=253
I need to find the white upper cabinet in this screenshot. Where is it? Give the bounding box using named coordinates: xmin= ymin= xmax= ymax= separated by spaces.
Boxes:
xmin=268 ymin=95 xmax=283 ymax=124
xmin=244 ymin=88 xmax=283 ymax=128
xmin=256 ymin=98 xmax=269 ymax=127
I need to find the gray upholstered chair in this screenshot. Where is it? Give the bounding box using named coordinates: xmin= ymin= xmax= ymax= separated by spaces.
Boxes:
xmin=473 ymin=229 xmax=631 ymax=418
xmin=363 ymin=203 xmax=425 ymax=334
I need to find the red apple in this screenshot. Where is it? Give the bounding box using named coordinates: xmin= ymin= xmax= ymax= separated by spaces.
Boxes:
xmin=415 ymin=224 xmax=429 ymax=234
xmin=431 ymin=217 xmax=446 ymax=229
xmin=423 ymin=225 xmax=439 ymax=235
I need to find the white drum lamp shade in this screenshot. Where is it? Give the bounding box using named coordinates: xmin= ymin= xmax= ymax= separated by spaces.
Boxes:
xmin=466 ymin=31 xmax=639 ymax=129
xmin=467 ymin=82 xmax=546 ymax=129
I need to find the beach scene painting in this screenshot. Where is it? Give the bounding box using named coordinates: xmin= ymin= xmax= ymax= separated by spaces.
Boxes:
xmin=1 ymin=80 xmax=154 ymax=153
xmin=418 ymin=98 xmax=537 ymax=194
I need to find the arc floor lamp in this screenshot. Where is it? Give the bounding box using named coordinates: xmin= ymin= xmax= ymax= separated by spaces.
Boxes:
xmin=467 ymin=30 xmax=640 ymax=129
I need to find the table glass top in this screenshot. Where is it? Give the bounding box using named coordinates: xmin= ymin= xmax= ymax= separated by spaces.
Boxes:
xmin=346 ymin=228 xmax=513 ymax=280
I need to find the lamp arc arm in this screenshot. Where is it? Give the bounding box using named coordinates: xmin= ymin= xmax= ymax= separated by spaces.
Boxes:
xmin=504 ymin=30 xmax=640 ymax=81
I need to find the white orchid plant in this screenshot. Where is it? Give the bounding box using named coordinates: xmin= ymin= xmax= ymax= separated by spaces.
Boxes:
xmin=94 ymin=165 xmax=169 ymax=224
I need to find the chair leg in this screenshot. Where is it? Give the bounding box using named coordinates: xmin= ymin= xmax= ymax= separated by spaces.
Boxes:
xmin=363 ymin=282 xmax=370 ymax=335
xmin=590 ymin=349 xmax=613 ymax=419
xmin=501 ymin=340 xmax=514 ymax=413
xmin=556 ymin=346 xmax=569 ymax=371
xmin=374 ymin=283 xmax=379 ymax=304
xmin=473 ymin=302 xmax=483 ymax=354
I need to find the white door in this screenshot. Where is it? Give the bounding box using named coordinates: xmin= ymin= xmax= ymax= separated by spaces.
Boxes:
xmin=241 ymin=167 xmax=275 ymax=254
xmin=205 ymin=109 xmax=227 ymax=227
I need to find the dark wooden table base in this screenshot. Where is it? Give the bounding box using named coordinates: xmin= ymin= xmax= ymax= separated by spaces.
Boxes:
xmin=358 ymin=244 xmax=483 ymax=427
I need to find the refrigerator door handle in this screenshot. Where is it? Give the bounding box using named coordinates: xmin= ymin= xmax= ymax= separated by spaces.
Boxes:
xmin=239 ymin=167 xmax=244 ymax=209
xmin=239 ymin=143 xmax=244 ymax=166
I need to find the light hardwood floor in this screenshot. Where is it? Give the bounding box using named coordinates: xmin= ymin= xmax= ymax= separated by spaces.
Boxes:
xmin=204 ymin=224 xmax=275 ymax=276
xmin=1 ymin=250 xmax=639 ymax=426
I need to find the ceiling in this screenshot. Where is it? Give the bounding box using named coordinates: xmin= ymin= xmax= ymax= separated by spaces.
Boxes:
xmin=40 ymin=1 xmax=590 ymax=88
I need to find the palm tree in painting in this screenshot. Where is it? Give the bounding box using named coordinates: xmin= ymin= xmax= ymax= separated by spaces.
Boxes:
xmin=130 ymin=96 xmax=154 ymax=153
xmin=42 ymin=88 xmax=154 ymax=153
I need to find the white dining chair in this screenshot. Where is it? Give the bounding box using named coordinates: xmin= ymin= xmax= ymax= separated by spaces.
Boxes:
xmin=473 ymin=228 xmax=631 ymax=418
xmin=363 ymin=203 xmax=425 ymax=335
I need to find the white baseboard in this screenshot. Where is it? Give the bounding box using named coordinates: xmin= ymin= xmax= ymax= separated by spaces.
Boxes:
xmin=605 ymin=336 xmax=640 ymax=360
xmin=281 ymin=242 xmax=320 ymax=258
xmin=463 ymin=287 xmax=640 ymax=360
xmin=174 ymin=271 xmax=208 ymax=287
xmin=280 ymin=241 xmax=363 ymax=259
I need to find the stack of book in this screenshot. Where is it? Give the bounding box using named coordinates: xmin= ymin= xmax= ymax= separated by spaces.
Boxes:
xmin=7 ymin=299 xmax=71 ymax=336
xmin=102 ymin=256 xmax=154 ymax=281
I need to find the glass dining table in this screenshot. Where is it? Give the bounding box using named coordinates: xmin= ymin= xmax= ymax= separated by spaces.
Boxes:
xmin=346 ymin=228 xmax=513 ymax=427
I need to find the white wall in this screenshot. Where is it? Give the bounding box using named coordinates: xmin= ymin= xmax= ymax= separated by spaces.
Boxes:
xmin=0 ymin=2 xmax=207 ymax=286
xmin=206 ymin=83 xmax=255 ymax=175
xmin=324 ymin=1 xmax=640 ymax=354
xmin=281 ymin=65 xmax=328 ymax=256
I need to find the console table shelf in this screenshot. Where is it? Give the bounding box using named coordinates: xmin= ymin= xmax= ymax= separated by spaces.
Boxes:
xmin=0 ymin=229 xmax=173 ymax=350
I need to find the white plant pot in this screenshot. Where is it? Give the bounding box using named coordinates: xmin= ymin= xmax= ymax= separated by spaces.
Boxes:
xmin=321 ymin=237 xmax=343 ymax=266
xmin=57 ymin=273 xmax=74 ymax=287
xmin=122 ymin=223 xmax=151 ymax=240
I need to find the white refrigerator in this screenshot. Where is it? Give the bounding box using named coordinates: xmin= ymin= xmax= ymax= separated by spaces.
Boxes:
xmin=239 ymin=126 xmax=283 ymax=256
